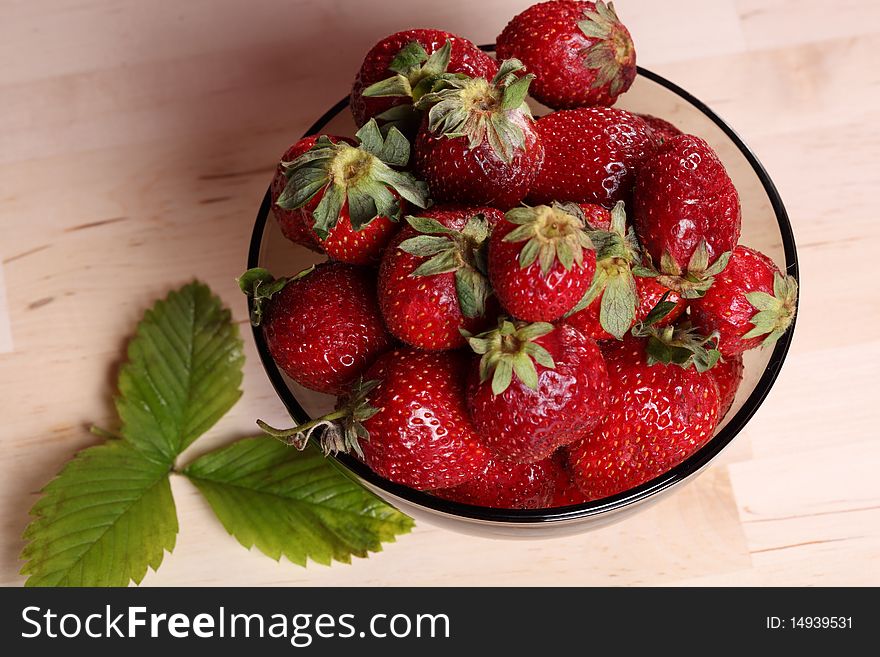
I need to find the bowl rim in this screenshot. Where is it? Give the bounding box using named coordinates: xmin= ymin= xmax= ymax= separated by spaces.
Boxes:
xmin=247 ymin=58 xmax=799 ymax=525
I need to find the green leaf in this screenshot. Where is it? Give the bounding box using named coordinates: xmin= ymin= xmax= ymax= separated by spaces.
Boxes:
xmin=406 ymin=215 xmax=455 ymax=235
xmin=600 ymin=271 xmax=637 ymax=340
xmin=454 ymin=267 xmax=489 ymax=318
xmin=388 ymin=40 xmax=429 ymax=74
xmin=20 ymin=441 xmax=177 ymax=587
xmin=183 ymin=437 xmax=413 ymax=566
xmin=116 ymin=282 xmax=245 ymax=462
xmin=399 ymin=235 xmax=453 ymax=257
xmin=362 ymin=74 xmax=413 ymax=99
xmin=501 ymin=73 xmax=534 ymax=111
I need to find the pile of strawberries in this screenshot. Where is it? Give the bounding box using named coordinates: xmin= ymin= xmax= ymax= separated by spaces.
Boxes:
xmin=241 ymin=1 xmax=798 ymax=510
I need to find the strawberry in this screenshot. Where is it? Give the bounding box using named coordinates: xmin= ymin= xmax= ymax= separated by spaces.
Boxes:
xmin=496 ymin=1 xmax=636 ymax=109
xmin=351 ymin=30 xmax=498 ymax=133
xmin=260 ymin=349 xmax=490 ymax=491
xmin=632 ymin=134 xmax=742 ymax=297
xmin=579 ymin=202 xmax=612 ymax=230
xmin=413 ymin=59 xmax=545 ymax=209
xmin=434 ymin=456 xmax=556 ymax=509
xmin=239 ymin=264 xmax=393 ymax=395
xmin=711 ymin=354 xmax=744 ymax=418
xmin=489 ymin=203 xmax=597 ymax=322
xmin=466 ymin=320 xmax=610 ymax=463
xmin=378 ymin=206 xmax=503 ymax=350
xmin=689 ymin=245 xmax=798 ymax=357
xmin=566 ymin=336 xmax=721 ymax=500
xmin=275 ymin=119 xmax=430 ymax=264
xmin=636 ymin=113 xmax=682 ymax=144
xmin=550 ymin=454 xmax=590 ymax=506
xmin=270 ymin=135 xmax=354 ymax=251
xmin=527 ymin=107 xmax=656 ymax=209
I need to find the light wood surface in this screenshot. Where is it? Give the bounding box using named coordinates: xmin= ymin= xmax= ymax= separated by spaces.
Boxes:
xmin=2 ymin=0 xmax=878 ymax=587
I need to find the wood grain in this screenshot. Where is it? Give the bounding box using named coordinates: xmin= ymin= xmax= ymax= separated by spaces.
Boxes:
xmin=1 ymin=0 xmax=878 ymax=586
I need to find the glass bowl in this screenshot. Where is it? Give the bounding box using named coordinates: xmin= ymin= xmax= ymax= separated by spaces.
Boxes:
xmin=247 ymin=55 xmax=799 ymax=539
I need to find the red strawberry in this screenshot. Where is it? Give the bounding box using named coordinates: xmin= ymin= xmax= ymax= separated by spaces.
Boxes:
xmin=632 ymin=134 xmax=742 ymax=297
xmin=466 ymin=321 xmax=610 ymax=463
xmin=496 ymin=1 xmax=636 ymax=109
xmin=270 ymin=135 xmax=354 ymax=251
xmin=569 ymin=275 xmax=686 ymax=341
xmin=434 ymin=456 xmax=556 ymax=509
xmin=711 ymin=354 xmax=744 ymax=418
xmin=276 ymin=119 xmax=430 ymax=264
xmin=261 ymin=349 xmax=490 ymax=491
xmin=550 ymin=454 xmax=590 ymax=506
xmin=378 ymin=206 xmax=503 ymax=350
xmin=636 ymin=113 xmax=682 ymax=144
xmin=351 ymin=30 xmax=498 ymax=132
xmin=489 ymin=204 xmax=597 ymax=322
xmin=689 ymin=245 xmax=798 ymax=357
xmin=527 ymin=107 xmax=656 ymax=209
xmin=566 ymin=336 xmax=721 ymax=500
xmin=413 ymin=59 xmax=545 ymax=209
xmin=580 ymin=202 xmax=612 ymax=230
xmin=239 ymin=264 xmax=393 ymax=395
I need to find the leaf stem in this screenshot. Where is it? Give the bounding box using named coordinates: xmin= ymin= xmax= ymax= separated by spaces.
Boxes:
xmin=90 ymin=425 xmax=123 ymax=441
xmin=256 ymin=411 xmax=348 ymax=439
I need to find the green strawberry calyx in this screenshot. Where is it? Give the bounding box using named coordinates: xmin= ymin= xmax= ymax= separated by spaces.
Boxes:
xmin=237 ymin=265 xmax=314 ymax=327
xmin=363 ymin=40 xmax=467 ymax=103
xmin=398 ymin=214 xmax=492 ymax=318
xmin=465 ymin=319 xmax=556 ymax=395
xmin=504 ymin=203 xmax=595 ymax=275
xmin=276 ymin=119 xmax=430 ymax=240
xmin=634 ymin=240 xmax=732 ymax=299
xmin=564 ymin=201 xmax=641 ymax=340
xmin=743 ymin=271 xmax=798 ymax=346
xmin=414 ymin=58 xmax=536 ymax=164
xmin=577 ymin=0 xmax=635 ymax=96
xmin=363 ymin=40 xmax=469 ymax=134
xmin=632 ymin=294 xmax=721 ymax=372
xmin=257 ymin=378 xmax=382 ymax=458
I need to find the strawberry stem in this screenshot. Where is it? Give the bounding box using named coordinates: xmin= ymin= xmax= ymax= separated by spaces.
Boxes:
xmin=257 ymin=411 xmax=349 ymax=440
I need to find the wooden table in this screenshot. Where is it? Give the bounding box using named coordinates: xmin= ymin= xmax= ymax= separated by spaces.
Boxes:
xmin=2 ymin=0 xmax=878 ymax=587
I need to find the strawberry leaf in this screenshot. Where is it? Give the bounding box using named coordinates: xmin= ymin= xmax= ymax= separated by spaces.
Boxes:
xmin=20 ymin=441 xmax=177 ymax=587
xmin=116 ymin=282 xmax=245 ymax=462
xmin=116 ymin=283 xmax=244 ymax=463
xmin=183 ymin=437 xmax=413 ymax=566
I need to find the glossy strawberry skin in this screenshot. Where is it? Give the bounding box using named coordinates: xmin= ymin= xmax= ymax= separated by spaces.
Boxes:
xmin=566 ymin=337 xmax=721 ymax=500
xmin=580 ymin=203 xmax=612 ymax=230
xmin=262 ymin=263 xmax=393 ymax=395
xmin=351 ymin=30 xmax=498 ymax=128
xmin=415 ymin=112 xmax=544 ymax=209
xmin=304 ymin=201 xmax=401 ymax=265
xmin=632 ymin=135 xmax=741 ymax=271
xmin=712 ymin=354 xmax=744 ymax=418
xmin=489 ymin=216 xmax=596 ymax=322
xmin=567 ymin=276 xmax=686 ymax=341
xmin=690 ymin=246 xmax=783 ymax=357
xmin=636 ymin=113 xmax=682 ymax=144
xmin=496 ymin=1 xmax=636 ymax=109
xmin=550 ymin=453 xmax=591 ymax=506
xmin=360 ymin=349 xmax=490 ymax=491
xmin=468 ymin=324 xmax=610 ymax=464
xmin=378 ymin=206 xmax=503 ymax=351
xmin=528 ymin=108 xmax=656 ymax=209
xmin=434 ymin=456 xmax=556 ymax=509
